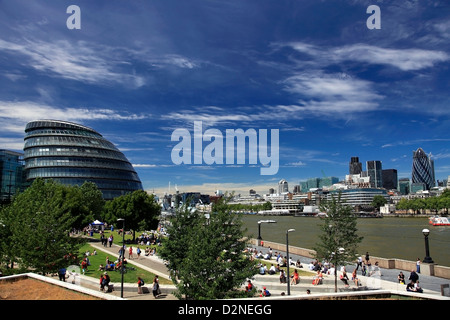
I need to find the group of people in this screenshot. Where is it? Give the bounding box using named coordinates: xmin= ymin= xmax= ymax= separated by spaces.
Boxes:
xmin=399 ymin=270 xmax=423 ymax=293
xmin=137 ymin=275 xmax=161 ymax=298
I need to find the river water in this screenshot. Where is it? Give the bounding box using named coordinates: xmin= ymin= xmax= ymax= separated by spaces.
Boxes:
xmin=242 ymin=216 xmax=450 ymax=267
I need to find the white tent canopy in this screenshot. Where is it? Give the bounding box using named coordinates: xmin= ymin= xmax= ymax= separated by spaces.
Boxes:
xmin=90 ymin=220 xmax=104 ymax=225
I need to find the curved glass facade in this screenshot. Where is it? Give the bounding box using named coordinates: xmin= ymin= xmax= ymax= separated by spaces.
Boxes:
xmin=412 ymin=148 xmax=435 ymax=190
xmin=24 ymin=120 xmax=143 ymax=199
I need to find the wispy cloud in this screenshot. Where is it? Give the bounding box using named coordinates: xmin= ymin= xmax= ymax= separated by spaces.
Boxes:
xmin=0 ymin=100 xmax=149 ymax=133
xmin=0 ymin=38 xmax=200 ymax=88
xmin=286 ymin=42 xmax=449 ymax=71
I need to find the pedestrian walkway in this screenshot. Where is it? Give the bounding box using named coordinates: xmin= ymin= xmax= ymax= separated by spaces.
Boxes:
xmin=251 ymin=244 xmax=450 ymax=299
xmin=83 ymin=239 xmax=177 ymax=300
xmin=85 ymin=238 xmax=449 ymax=300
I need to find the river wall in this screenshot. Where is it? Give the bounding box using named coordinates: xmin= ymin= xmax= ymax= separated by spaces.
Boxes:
xmin=250 ymin=238 xmax=450 ymax=280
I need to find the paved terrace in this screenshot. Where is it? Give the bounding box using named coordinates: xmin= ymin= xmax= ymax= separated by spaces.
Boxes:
xmin=83 ymin=239 xmax=449 ymax=300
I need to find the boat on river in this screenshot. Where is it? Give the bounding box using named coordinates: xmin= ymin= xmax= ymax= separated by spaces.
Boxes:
xmin=429 ymin=215 xmax=450 ymax=226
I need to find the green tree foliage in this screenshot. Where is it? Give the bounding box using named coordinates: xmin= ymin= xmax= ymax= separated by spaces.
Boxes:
xmin=314 ymin=192 xmax=363 ymax=292
xmin=395 ymin=190 xmax=450 ymax=215
xmin=371 ymin=195 xmax=387 ymax=211
xmin=159 ymin=197 xmax=258 ymax=299
xmin=0 ymin=179 xmax=85 ymax=275
xmin=102 ymin=190 xmax=160 ymax=241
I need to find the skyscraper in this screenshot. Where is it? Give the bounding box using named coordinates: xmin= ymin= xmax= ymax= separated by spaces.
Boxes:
xmin=0 ymin=149 xmax=26 ymax=203
xmin=412 ymin=148 xmax=435 ymax=190
xmin=349 ymin=157 xmax=362 ymax=175
xmin=382 ymin=169 xmax=398 ymax=190
xmin=23 ymin=120 xmax=143 ymax=200
xmin=278 ymin=179 xmax=288 ymax=194
xmin=366 ymin=160 xmax=382 ymax=188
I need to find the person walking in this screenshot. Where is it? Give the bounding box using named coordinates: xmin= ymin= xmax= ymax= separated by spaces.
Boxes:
xmin=152 ymin=275 xmax=160 ymax=298
xmin=416 ymin=258 xmax=421 ymax=273
xmin=137 ymin=277 xmax=145 ymax=294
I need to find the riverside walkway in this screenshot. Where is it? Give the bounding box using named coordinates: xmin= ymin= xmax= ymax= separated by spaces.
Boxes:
xmin=84 ymin=238 xmax=449 ymax=300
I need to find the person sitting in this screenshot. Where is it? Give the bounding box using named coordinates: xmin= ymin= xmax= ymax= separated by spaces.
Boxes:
xmin=340 ymin=271 xmax=349 ymax=288
xmin=313 ymin=270 xmax=323 ymax=285
xmin=98 ymin=264 xmax=105 ymax=271
xmin=290 ymin=269 xmax=300 ymax=285
xmin=145 ymin=247 xmax=150 ymax=256
xmin=406 ymin=281 xmax=415 ymax=292
xmin=268 ymin=264 xmax=276 ymax=275
xmin=262 ymin=287 xmax=271 ymax=297
xmin=100 ymin=272 xmax=111 ymax=292
xmin=351 ymin=269 xmax=360 ymax=286
xmin=414 ymin=281 xmax=423 ymax=293
xmin=398 ymin=271 xmax=405 ymax=284
xmin=279 ymin=270 xmax=287 ymax=284
xmin=259 ymin=264 xmax=265 ymax=275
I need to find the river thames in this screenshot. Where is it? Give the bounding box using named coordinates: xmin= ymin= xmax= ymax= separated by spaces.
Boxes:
xmin=242 ymin=215 xmax=450 ymax=267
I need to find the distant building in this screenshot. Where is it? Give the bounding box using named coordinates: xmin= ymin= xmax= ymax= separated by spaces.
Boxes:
xmin=301 ymin=177 xmax=339 ymax=191
xmin=328 ymin=187 xmax=389 ymax=210
xmin=398 ymin=178 xmax=410 ymax=195
xmin=349 ymin=157 xmax=362 ymax=175
xmin=382 ymin=169 xmax=398 ymax=190
xmin=411 ymin=148 xmax=435 ymax=190
xmin=366 ymin=160 xmax=382 ymax=188
xmin=278 ymin=179 xmax=288 ymax=194
xmin=0 ymin=149 xmax=27 ymax=203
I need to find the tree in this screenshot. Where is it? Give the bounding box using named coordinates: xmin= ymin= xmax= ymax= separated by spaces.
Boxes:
xmin=371 ymin=195 xmax=387 ymax=211
xmin=64 ymin=181 xmax=105 ymax=230
xmin=159 ymin=197 xmax=258 ymax=299
xmin=102 ymin=190 xmax=160 ymax=241
xmin=313 ymin=192 xmax=363 ymax=292
xmin=1 ymin=179 xmax=84 ymax=275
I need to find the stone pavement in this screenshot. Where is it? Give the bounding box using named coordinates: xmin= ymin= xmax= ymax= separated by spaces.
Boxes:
xmin=84 ymin=238 xmax=449 ymax=300
xmin=251 ymin=244 xmax=450 ymax=299
xmin=82 ymin=240 xmax=177 ymax=300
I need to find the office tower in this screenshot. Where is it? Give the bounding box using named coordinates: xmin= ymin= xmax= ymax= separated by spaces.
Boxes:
xmin=411 ymin=148 xmax=435 ymax=190
xmin=0 ymin=149 xmax=26 ymax=203
xmin=349 ymin=157 xmax=362 ymax=175
xmin=382 ymin=169 xmax=398 ymax=190
xmin=366 ymin=160 xmax=382 ymax=188
xmin=278 ymin=179 xmax=288 ymax=194
xmin=23 ymin=120 xmax=143 ymax=200
xmin=398 ymin=178 xmax=410 ymax=195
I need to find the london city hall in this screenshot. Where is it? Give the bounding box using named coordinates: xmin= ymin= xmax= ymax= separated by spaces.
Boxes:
xmin=23 ymin=120 xmax=143 ymax=200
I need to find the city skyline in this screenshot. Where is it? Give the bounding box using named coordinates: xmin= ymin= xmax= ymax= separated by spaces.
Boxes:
xmin=0 ymin=1 xmax=449 ymax=196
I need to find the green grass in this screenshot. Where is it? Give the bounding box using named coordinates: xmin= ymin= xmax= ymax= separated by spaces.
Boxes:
xmin=78 ymin=243 xmax=171 ymax=285
xmin=257 ymin=259 xmax=313 ymax=277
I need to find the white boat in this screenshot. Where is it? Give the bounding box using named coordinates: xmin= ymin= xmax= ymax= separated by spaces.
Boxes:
xmin=429 ymin=216 xmax=450 ymax=226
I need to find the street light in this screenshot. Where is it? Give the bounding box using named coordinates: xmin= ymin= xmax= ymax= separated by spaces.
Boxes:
xmin=422 ymin=228 xmax=434 ymax=264
xmin=117 ymin=218 xmax=125 ymax=298
xmin=286 ymin=228 xmax=295 ymax=295
xmin=257 ymin=220 xmax=276 ymax=245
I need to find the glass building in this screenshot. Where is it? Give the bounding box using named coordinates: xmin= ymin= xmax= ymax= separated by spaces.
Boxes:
xmin=0 ymin=149 xmax=26 ymax=203
xmin=23 ymin=120 xmax=143 ymax=200
xmin=411 ymin=148 xmax=435 ymax=190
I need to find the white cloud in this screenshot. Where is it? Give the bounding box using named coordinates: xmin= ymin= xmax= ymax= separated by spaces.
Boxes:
xmin=288 ymin=42 xmax=449 ymax=71
xmin=0 ymin=100 xmax=149 ymax=134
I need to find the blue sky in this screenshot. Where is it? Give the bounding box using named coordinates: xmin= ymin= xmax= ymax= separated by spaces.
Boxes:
xmin=0 ymin=0 xmax=449 ymax=195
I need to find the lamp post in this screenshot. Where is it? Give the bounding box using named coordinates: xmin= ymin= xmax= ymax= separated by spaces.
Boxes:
xmin=117 ymin=218 xmax=125 ymax=298
xmin=286 ymin=228 xmax=295 ymax=295
xmin=422 ymin=229 xmax=434 ymax=264
xmin=257 ymin=220 xmax=276 ymax=245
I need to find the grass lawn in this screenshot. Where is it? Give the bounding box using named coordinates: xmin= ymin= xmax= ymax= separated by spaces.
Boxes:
xmin=78 ymin=243 xmax=171 ymax=285
xmin=257 ymin=259 xmax=313 ymax=277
